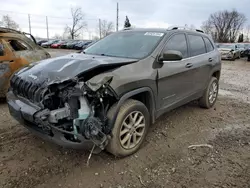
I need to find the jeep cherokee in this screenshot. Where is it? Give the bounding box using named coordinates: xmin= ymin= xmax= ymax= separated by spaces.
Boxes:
xmin=7 ymin=27 xmax=221 ymax=157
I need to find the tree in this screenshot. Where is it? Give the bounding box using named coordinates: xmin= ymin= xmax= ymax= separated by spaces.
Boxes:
xmin=98 ymin=20 xmax=114 ymax=38
xmin=124 ymin=16 xmax=131 ymax=28
xmin=244 ymin=25 xmax=250 ymax=42
xmin=52 ymin=34 xmax=63 ymax=39
xmin=65 ymin=7 xmax=87 ymax=39
xmin=238 ymin=33 xmax=244 ymax=42
xmin=0 ymin=15 xmax=19 ymax=30
xmin=202 ymin=10 xmax=246 ymax=43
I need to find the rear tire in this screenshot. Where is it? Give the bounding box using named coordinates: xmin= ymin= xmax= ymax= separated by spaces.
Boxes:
xmin=199 ymin=77 xmax=219 ymax=109
xmin=106 ymin=99 xmax=150 ymax=157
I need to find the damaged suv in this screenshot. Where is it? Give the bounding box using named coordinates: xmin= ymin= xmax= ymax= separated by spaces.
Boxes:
xmin=7 ymin=27 xmax=221 ymax=157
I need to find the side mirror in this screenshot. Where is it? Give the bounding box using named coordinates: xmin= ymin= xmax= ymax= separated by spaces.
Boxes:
xmin=159 ymin=50 xmax=183 ymax=61
xmin=230 ymin=49 xmax=234 ymax=52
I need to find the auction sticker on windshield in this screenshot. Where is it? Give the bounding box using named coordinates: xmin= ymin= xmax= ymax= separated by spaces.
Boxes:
xmin=144 ymin=32 xmax=164 ymax=37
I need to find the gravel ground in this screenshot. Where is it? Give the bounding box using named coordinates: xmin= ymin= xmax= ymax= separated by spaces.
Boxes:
xmin=0 ymin=50 xmax=250 ymax=188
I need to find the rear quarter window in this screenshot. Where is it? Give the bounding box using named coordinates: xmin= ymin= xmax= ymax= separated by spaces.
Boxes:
xmin=188 ymin=35 xmax=206 ymax=56
xmin=203 ymin=37 xmax=214 ymax=52
xmin=6 ymin=39 xmax=31 ymax=51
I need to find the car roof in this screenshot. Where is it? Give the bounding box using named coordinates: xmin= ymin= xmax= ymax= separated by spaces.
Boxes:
xmin=119 ymin=27 xmax=209 ymax=38
xmin=120 ymin=28 xmax=168 ymax=33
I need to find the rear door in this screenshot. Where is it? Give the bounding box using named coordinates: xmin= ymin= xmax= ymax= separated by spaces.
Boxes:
xmin=186 ymin=34 xmax=211 ymax=92
xmin=157 ymin=33 xmax=196 ymax=110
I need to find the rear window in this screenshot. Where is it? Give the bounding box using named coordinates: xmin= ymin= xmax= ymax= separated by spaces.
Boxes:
xmin=7 ymin=39 xmax=30 ymax=51
xmin=203 ymin=37 xmax=214 ymax=52
xmin=188 ymin=35 xmax=206 ymax=56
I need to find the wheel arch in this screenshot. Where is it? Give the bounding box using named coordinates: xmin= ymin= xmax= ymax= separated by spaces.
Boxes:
xmin=212 ymin=70 xmax=220 ymax=80
xmin=110 ymin=87 xmax=156 ymax=129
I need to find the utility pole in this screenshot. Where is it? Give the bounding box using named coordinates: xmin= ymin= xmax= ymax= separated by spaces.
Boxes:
xmin=116 ymin=2 xmax=119 ymax=31
xmin=28 ymin=14 xmax=31 ymax=34
xmin=46 ymin=16 xmax=49 ymax=40
xmin=99 ymin=19 xmax=102 ymax=39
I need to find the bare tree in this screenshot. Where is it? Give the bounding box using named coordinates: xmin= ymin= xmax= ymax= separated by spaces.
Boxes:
xmin=98 ymin=20 xmax=114 ymax=38
xmin=244 ymin=25 xmax=250 ymax=42
xmin=65 ymin=7 xmax=87 ymax=39
xmin=202 ymin=10 xmax=246 ymax=43
xmin=0 ymin=15 xmax=19 ymax=30
xmin=52 ymin=34 xmax=63 ymax=39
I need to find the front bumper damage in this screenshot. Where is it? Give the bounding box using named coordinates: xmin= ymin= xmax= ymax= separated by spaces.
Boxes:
xmin=7 ymin=74 xmax=117 ymax=150
xmin=220 ymin=53 xmax=234 ymax=60
xmin=7 ymin=91 xmax=107 ymax=149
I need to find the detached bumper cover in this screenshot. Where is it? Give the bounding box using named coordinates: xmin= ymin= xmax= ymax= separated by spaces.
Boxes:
xmin=7 ymin=91 xmax=93 ymax=149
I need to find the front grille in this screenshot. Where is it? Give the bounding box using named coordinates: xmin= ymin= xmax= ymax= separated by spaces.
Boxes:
xmin=10 ymin=75 xmax=41 ymax=102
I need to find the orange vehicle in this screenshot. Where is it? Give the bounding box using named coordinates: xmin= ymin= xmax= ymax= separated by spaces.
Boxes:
xmin=0 ymin=27 xmax=51 ymax=98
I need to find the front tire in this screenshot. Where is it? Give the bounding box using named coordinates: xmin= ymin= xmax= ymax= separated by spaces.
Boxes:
xmin=199 ymin=77 xmax=219 ymax=109
xmin=106 ymin=99 xmax=150 ymax=157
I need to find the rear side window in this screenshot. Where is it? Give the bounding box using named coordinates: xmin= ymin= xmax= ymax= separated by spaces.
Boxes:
xmin=203 ymin=37 xmax=214 ymax=52
xmin=164 ymin=34 xmax=188 ymax=58
xmin=188 ymin=35 xmax=206 ymax=56
xmin=7 ymin=39 xmax=30 ymax=51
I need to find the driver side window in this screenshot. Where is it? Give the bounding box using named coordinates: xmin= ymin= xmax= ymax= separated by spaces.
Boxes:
xmin=164 ymin=34 xmax=188 ymax=58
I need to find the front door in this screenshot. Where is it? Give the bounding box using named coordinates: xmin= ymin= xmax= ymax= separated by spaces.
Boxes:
xmin=157 ymin=33 xmax=196 ymax=111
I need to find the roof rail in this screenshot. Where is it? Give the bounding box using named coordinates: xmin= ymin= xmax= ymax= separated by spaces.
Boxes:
xmin=195 ymin=29 xmax=204 ymax=33
xmin=167 ymin=26 xmax=204 ymax=33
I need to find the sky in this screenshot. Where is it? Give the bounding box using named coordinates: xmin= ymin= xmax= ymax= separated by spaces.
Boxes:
xmin=0 ymin=0 xmax=250 ymax=39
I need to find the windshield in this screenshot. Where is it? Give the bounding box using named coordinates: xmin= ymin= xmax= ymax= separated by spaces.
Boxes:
xmin=84 ymin=31 xmax=165 ymax=59
xmin=218 ymin=44 xmax=235 ymax=49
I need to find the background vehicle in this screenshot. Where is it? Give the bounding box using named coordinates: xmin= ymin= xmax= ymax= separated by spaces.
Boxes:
xmin=67 ymin=41 xmax=80 ymax=49
xmin=37 ymin=40 xmax=48 ymax=46
xmin=218 ymin=43 xmax=240 ymax=60
xmin=61 ymin=41 xmax=73 ymax=49
xmin=7 ymin=27 xmax=221 ymax=157
xmin=41 ymin=40 xmax=59 ymax=48
xmin=51 ymin=41 xmax=66 ymax=48
xmin=0 ymin=27 xmax=51 ymax=98
xmin=74 ymin=41 xmax=92 ymax=50
xmin=242 ymin=43 xmax=250 ymax=59
xmin=236 ymin=43 xmax=245 ymax=57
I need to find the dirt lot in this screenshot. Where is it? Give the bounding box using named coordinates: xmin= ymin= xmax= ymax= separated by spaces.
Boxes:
xmin=1 ymin=50 xmax=250 ymax=188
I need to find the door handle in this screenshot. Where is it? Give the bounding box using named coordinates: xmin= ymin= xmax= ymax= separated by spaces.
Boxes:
xmin=208 ymin=58 xmax=213 ymax=62
xmin=185 ymin=63 xmax=193 ymax=68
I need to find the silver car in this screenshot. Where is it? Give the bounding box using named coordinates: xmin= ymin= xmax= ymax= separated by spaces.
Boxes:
xmin=218 ymin=43 xmax=241 ymax=60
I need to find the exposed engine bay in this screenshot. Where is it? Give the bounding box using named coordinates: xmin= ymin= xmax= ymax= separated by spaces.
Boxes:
xmin=10 ymin=74 xmax=117 ymax=150
xmin=7 ymin=53 xmax=138 ymax=151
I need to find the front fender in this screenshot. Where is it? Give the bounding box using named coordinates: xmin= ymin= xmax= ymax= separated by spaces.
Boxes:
xmin=110 ymin=87 xmax=156 ymax=129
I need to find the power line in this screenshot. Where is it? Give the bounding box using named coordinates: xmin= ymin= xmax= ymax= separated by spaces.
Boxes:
xmin=0 ymin=9 xmax=112 ymax=21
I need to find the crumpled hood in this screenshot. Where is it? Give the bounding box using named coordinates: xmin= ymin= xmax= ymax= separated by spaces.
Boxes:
xmin=15 ymin=53 xmax=137 ymax=85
